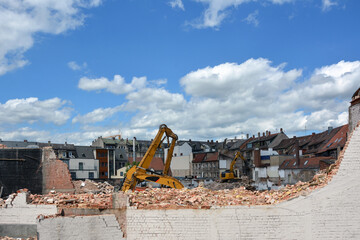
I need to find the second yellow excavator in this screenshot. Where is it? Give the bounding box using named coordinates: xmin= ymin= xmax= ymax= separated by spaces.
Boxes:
xmin=120 ymin=124 xmax=184 ymax=192
xmin=220 ymin=151 xmax=246 ymax=182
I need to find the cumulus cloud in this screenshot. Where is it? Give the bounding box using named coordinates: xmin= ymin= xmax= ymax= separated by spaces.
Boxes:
xmin=190 ymin=0 xmax=294 ymax=29
xmin=72 ymin=106 xmax=123 ymax=124
xmin=10 ymin=58 xmax=355 ymax=145
xmin=68 ymin=61 xmax=87 ymax=71
xmin=243 ymin=10 xmax=259 ymax=27
xmin=0 ymin=0 xmax=102 ymax=76
xmin=169 ymin=0 xmax=185 ymax=10
xmin=322 ymin=0 xmax=338 ymax=11
xmin=115 ymin=59 xmax=356 ymax=140
xmin=0 ymin=97 xmax=72 ymax=125
xmin=0 ymin=127 xmax=51 ymax=142
xmin=78 ymin=75 xmax=147 ymax=94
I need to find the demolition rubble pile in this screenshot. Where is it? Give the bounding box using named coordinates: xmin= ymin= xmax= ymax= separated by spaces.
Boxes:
xmin=73 ymin=179 xmax=114 ymax=194
xmin=30 ymin=180 xmax=114 ymax=209
xmin=205 ymin=176 xmax=254 ymax=191
xmin=128 ymin=158 xmax=341 ymax=209
xmin=29 ymin=191 xmax=113 ymax=209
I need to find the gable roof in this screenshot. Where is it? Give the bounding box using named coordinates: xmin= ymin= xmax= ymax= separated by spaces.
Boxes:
xmin=204 ymin=152 xmax=219 ymax=162
xmin=192 ymin=153 xmax=206 ymax=163
xmin=75 ymin=146 xmax=95 ymax=159
xmin=128 ymin=157 xmax=164 ymax=171
xmin=317 ymin=124 xmax=348 ymax=154
xmin=279 ymin=156 xmax=334 ymax=169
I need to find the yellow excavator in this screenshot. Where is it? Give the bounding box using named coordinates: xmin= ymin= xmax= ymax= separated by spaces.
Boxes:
xmin=220 ymin=151 xmax=245 ymax=182
xmin=120 ymin=124 xmax=184 ymax=191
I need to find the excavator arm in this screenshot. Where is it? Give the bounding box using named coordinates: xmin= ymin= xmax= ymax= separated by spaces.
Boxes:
xmin=229 ymin=151 xmax=245 ymax=172
xmin=121 ymin=124 xmax=184 ymax=192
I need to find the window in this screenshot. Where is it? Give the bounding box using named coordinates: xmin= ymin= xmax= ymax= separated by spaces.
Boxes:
xmin=89 ymin=172 xmax=94 ymax=179
xmin=120 ymin=154 xmax=123 ymax=159
xmin=79 ymin=162 xmax=84 ymax=170
xmin=174 ymin=153 xmax=177 ymax=157
xmin=180 ymin=153 xmax=183 ymax=156
xmin=120 ymin=172 xmax=124 ymax=176
xmin=62 ymin=152 xmax=67 ymax=158
xmin=304 ymin=160 xmax=309 ymax=166
xmin=105 ymin=172 xmax=108 ymax=176
xmin=70 ymin=172 xmax=76 ymax=179
xmin=69 ymin=152 xmax=73 ymax=157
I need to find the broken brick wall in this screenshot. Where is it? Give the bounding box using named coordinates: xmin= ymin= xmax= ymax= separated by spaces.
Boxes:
xmin=42 ymin=147 xmax=74 ymax=194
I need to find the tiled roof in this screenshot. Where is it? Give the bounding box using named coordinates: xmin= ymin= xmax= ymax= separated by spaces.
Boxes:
xmin=317 ymin=124 xmax=348 ymax=154
xmin=204 ymin=152 xmax=219 ymax=162
xmin=279 ymin=156 xmax=334 ymax=169
xmin=128 ymin=157 xmax=164 ymax=171
xmin=250 ymin=133 xmax=279 ymax=143
xmin=192 ymin=153 xmax=206 ymax=163
xmin=75 ymin=146 xmax=95 ymax=159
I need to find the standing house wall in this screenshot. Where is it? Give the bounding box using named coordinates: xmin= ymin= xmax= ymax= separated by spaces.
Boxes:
xmin=349 ymin=101 xmax=360 ymax=133
xmin=42 ymin=147 xmax=74 ymax=194
xmin=0 ymin=148 xmax=42 ymax=197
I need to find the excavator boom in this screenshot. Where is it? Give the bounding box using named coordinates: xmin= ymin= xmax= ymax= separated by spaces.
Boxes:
xmin=121 ymin=124 xmax=184 ymax=191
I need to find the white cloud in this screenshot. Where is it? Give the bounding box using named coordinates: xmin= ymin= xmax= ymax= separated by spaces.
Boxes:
xmin=72 ymin=106 xmax=123 ymax=124
xmin=0 ymin=97 xmax=72 ymax=125
xmin=116 ymin=59 xmax=357 ymax=140
xmin=9 ymin=58 xmax=355 ymax=145
xmin=78 ymin=75 xmax=147 ymax=94
xmin=169 ymin=0 xmax=185 ymax=10
xmin=68 ymin=61 xmax=87 ymax=71
xmin=0 ymin=127 xmax=51 ymax=142
xmin=0 ymin=0 xmax=102 ymax=76
xmin=322 ymin=0 xmax=338 ymax=11
xmin=190 ymin=0 xmax=294 ymax=29
xmin=243 ymin=10 xmax=259 ymax=27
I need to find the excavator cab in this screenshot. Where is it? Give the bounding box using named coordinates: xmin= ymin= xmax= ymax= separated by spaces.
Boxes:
xmin=220 ymin=151 xmax=244 ymax=182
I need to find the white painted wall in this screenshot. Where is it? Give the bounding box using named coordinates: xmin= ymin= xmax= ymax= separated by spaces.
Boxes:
xmin=69 ymin=158 xmax=99 ymax=179
xmin=165 ymin=143 xmax=193 ymax=177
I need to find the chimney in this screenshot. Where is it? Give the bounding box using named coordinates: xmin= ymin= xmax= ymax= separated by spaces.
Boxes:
xmin=24 ymin=140 xmax=28 ymax=142
xmin=253 ymin=135 xmax=255 ymax=138
xmin=254 ymin=149 xmax=261 ymax=167
xmin=262 ymin=132 xmax=265 ymax=137
xmin=280 ymin=128 xmax=283 ymax=133
xmin=312 ymin=132 xmax=315 ymax=136
xmin=65 ymin=142 xmax=67 ymax=145
xmin=246 ymin=134 xmax=249 ymax=139
xmin=207 ymin=140 xmax=210 ymax=143
xmin=258 ymin=132 xmax=260 ymax=138
xmin=295 ymin=139 xmax=300 ymax=167
xmin=211 ymin=140 xmax=214 ymax=143
xmin=269 ymin=131 xmax=271 ymax=135
xmin=328 ymin=126 xmax=333 ymax=134
xmin=189 ymin=139 xmax=191 ymax=142
xmin=266 ymin=131 xmax=268 ymax=136
xmin=48 ymin=141 xmax=51 ymax=144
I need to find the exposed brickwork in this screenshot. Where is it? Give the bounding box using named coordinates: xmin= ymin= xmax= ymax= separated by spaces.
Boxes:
xmin=41 ymin=147 xmax=74 ymax=194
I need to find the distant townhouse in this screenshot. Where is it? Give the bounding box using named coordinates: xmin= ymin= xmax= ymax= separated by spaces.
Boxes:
xmin=349 ymin=87 xmax=360 ymax=133
xmin=240 ymin=129 xmax=288 ymax=178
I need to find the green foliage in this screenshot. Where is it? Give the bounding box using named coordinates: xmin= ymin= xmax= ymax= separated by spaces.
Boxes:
xmin=125 ymin=161 xmax=140 ymax=174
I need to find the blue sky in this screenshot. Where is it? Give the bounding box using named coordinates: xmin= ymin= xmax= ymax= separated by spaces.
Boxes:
xmin=0 ymin=0 xmax=359 ymax=145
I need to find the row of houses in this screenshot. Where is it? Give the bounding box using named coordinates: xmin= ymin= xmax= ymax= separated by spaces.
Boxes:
xmin=0 ymin=87 xmax=359 ymax=191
